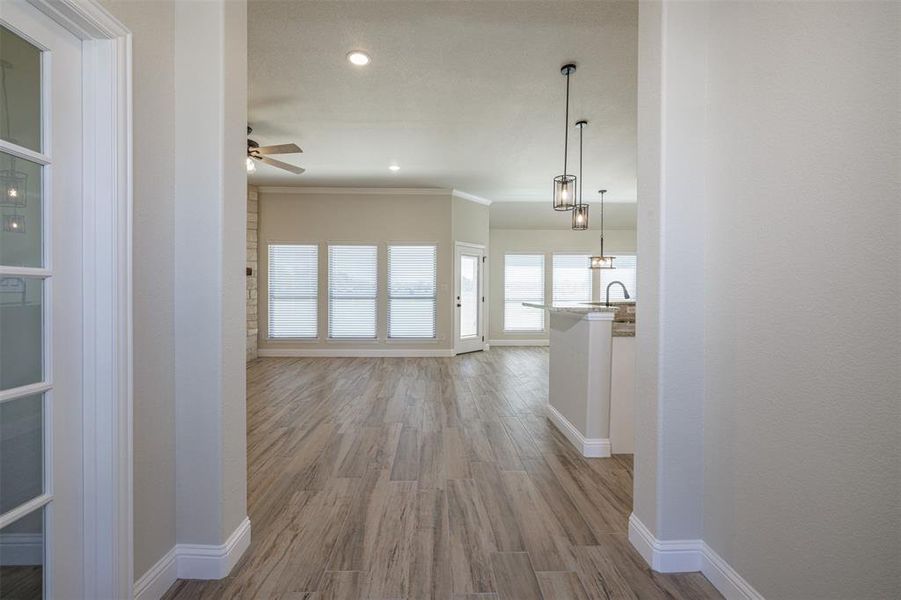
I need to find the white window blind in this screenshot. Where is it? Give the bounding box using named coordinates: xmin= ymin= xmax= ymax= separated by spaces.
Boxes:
xmin=268 ymin=244 xmax=318 ymax=339
xmin=600 ymin=255 xmax=637 ymax=301
xmin=328 ymin=245 xmax=378 ymax=338
xmin=388 ymin=245 xmax=437 ymax=339
xmin=553 ymin=254 xmax=592 ymax=303
xmin=504 ymin=254 xmax=545 ymax=332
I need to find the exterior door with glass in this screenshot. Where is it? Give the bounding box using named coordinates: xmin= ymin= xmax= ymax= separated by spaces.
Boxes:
xmin=0 ymin=2 xmax=85 ymax=598
xmin=454 ymin=244 xmax=484 ymax=354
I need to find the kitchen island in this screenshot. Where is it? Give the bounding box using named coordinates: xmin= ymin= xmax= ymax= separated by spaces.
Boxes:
xmin=522 ymin=302 xmax=618 ymax=457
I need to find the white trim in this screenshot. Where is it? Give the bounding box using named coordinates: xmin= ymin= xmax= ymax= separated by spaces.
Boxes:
xmin=488 ymin=339 xmax=550 ymax=347
xmin=0 ymin=533 xmax=43 ymax=566
xmin=545 ymin=403 xmax=611 ymax=457
xmin=452 ymin=189 xmax=493 ymax=206
xmin=700 ymin=541 xmax=766 ymax=600
xmin=259 ymin=347 xmax=455 ymax=358
xmin=132 ymin=547 xmax=177 ymax=600
xmin=627 ymin=514 xmax=701 ymax=572
xmin=628 ymin=514 xmax=766 ymax=600
xmin=133 ymin=517 xmax=253 ymax=599
xmin=0 ymin=139 xmax=52 ymax=165
xmin=258 ymin=186 xmax=450 ymax=196
xmin=176 ymin=517 xmax=252 ymax=580
xmin=24 ymin=1 xmax=134 ymax=598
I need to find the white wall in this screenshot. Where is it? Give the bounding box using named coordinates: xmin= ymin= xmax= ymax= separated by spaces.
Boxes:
xmin=487 ymin=228 xmax=636 ymax=342
xmin=636 ymin=1 xmax=900 ymax=597
xmin=173 ymin=0 xmax=248 ymax=548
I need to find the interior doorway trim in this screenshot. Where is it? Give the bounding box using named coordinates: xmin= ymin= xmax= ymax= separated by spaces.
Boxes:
xmin=26 ymin=1 xmax=134 ymax=598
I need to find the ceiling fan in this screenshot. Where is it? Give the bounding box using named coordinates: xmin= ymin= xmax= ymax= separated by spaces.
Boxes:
xmin=246 ymin=126 xmax=304 ymax=174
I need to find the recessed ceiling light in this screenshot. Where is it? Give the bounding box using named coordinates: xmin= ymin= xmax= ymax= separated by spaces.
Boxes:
xmin=389 ymin=164 xmax=400 ymax=172
xmin=347 ymin=51 xmax=371 ymax=66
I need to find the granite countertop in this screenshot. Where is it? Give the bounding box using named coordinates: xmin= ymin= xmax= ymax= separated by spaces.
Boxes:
xmin=521 ymin=302 xmax=619 ymax=314
xmin=521 ymin=301 xmax=636 ymax=337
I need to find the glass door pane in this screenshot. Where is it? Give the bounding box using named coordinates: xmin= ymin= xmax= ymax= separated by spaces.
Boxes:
xmin=460 ymin=254 xmax=478 ymax=339
xmin=0 ymin=393 xmax=43 ymax=513
xmin=0 ymin=152 xmax=42 ymax=267
xmin=0 ymin=507 xmax=44 ymax=599
xmin=0 ymin=25 xmax=43 ymax=152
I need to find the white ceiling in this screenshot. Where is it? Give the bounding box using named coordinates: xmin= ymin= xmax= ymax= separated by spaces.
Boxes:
xmin=248 ymin=0 xmax=638 ymax=210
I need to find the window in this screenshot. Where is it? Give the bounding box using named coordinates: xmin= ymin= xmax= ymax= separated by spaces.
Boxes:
xmin=388 ymin=245 xmax=437 ymax=338
xmin=600 ymin=255 xmax=637 ymax=301
xmin=268 ymin=244 xmax=318 ymax=338
xmin=328 ymin=245 xmax=377 ymax=338
xmin=504 ymin=254 xmax=545 ymax=331
xmin=553 ymin=254 xmax=592 ymax=303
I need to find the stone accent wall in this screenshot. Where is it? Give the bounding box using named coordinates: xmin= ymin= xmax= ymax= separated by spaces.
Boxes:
xmin=246 ymin=185 xmax=259 ymax=360
xmin=612 ymin=301 xmax=636 ymax=337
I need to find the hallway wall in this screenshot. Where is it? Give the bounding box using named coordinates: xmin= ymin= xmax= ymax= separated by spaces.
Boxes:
xmin=635 ymin=1 xmax=901 ymax=597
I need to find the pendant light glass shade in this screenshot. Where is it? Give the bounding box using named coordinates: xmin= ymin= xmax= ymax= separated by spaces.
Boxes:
xmin=552 ymin=64 xmax=577 ymax=211
xmin=589 ymin=254 xmax=614 ymax=269
xmin=0 ymin=168 xmax=26 ymax=207
xmin=553 ymin=175 xmax=576 ymax=211
xmin=2 ymin=214 xmax=25 ymax=233
xmin=589 ymin=189 xmax=615 ymax=269
xmin=572 ymin=203 xmax=589 ymax=230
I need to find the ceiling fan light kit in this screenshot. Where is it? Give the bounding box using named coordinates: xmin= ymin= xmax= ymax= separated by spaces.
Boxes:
xmin=246 ymin=126 xmax=305 ymax=174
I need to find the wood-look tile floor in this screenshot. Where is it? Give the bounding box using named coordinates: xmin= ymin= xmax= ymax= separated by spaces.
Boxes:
xmin=163 ymin=348 xmax=721 ymax=600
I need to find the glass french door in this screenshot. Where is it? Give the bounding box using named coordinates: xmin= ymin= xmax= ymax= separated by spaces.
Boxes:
xmin=455 ymin=244 xmax=485 ymax=354
xmin=0 ymin=3 xmax=84 ymax=597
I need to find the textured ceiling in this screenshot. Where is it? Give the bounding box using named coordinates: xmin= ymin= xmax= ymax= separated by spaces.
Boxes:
xmin=248 ymin=0 xmax=638 ymax=210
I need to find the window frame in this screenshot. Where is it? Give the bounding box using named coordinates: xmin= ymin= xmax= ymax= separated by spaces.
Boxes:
xmin=386 ymin=242 xmax=438 ymax=341
xmin=551 ymin=252 xmax=594 ymax=305
xmin=327 ymin=243 xmax=379 ymax=340
xmin=503 ymin=252 xmax=546 ymax=333
xmin=266 ymin=242 xmax=320 ymax=340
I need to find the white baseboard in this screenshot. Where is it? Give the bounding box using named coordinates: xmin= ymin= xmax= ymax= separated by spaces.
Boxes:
xmin=133 ymin=517 xmax=251 ymax=600
xmin=488 ymin=339 xmax=550 ymax=347
xmin=545 ymin=403 xmax=611 ymax=458
xmin=177 ymin=516 xmax=252 ymax=580
xmin=0 ymin=533 xmax=43 ymax=566
xmin=258 ymin=347 xmax=455 ymax=358
xmin=133 ymin=547 xmax=177 ymax=600
xmin=628 ymin=514 xmax=765 ymax=600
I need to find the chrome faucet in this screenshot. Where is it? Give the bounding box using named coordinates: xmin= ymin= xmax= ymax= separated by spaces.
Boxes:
xmin=605 ymin=281 xmax=630 ymax=307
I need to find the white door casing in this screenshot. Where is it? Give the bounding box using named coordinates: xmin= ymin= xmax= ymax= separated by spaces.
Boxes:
xmin=0 ymin=1 xmax=132 ymax=598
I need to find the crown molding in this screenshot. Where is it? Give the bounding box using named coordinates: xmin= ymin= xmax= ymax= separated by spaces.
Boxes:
xmin=452 ymin=189 xmax=493 ymax=206
xmin=257 ymin=186 xmax=451 ymax=196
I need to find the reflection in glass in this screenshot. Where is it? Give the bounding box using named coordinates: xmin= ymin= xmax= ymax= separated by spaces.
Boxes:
xmin=0 ymin=507 xmax=44 ymax=599
xmin=0 ymin=277 xmax=42 ymax=390
xmin=460 ymin=255 xmax=478 ymax=338
xmin=0 ymin=26 xmax=42 ymax=152
xmin=0 ymin=393 xmax=43 ymax=513
xmin=0 ymin=152 xmax=41 ymax=267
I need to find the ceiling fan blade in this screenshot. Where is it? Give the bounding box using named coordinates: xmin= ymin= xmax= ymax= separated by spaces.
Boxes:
xmin=260 ymin=156 xmax=305 ymax=174
xmin=256 ymin=143 xmax=302 ymax=155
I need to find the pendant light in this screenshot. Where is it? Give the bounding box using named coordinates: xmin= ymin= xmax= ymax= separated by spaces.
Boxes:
xmin=589 ymin=190 xmax=615 ymax=269
xmin=571 ymin=120 xmax=589 ymax=230
xmin=553 ymin=64 xmax=577 ymax=211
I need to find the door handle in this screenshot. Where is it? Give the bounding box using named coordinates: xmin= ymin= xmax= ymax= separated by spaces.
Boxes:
xmin=456 ymin=303 xmax=461 ymax=307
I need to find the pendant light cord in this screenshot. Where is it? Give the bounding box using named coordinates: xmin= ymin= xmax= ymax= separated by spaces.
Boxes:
xmin=578 ymin=124 xmax=583 ymax=207
xmin=563 ymin=71 xmax=570 ymax=177
xmin=600 ymin=190 xmax=605 ymax=256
